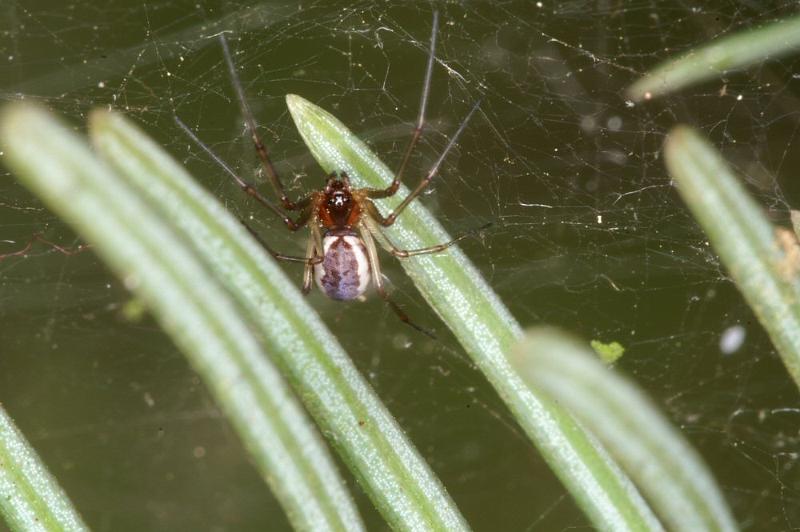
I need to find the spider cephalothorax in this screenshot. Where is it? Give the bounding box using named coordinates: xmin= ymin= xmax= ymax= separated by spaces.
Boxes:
xmin=175 ymin=11 xmax=481 ymax=336
xmin=317 ymin=175 xmax=362 ymax=230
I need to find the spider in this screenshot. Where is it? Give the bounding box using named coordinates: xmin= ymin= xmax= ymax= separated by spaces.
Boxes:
xmin=175 ymin=12 xmax=482 ymax=336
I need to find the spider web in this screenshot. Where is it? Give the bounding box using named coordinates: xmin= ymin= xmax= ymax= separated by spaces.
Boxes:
xmin=1 ymin=1 xmax=799 ymax=530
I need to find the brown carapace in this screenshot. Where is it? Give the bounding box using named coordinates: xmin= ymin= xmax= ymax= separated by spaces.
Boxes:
xmin=175 ymin=11 xmax=484 ymax=337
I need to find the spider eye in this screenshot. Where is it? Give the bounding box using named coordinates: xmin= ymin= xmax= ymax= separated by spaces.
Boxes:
xmin=329 ymin=193 xmax=348 ymax=209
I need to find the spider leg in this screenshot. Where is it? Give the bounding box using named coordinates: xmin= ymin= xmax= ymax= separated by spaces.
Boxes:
xmin=219 ymin=33 xmax=298 ymax=210
xmin=358 ymin=224 xmax=436 ymax=339
xmin=363 ymin=210 xmax=490 ymax=257
xmin=367 ymin=10 xmax=439 ymax=200
xmin=371 ymin=99 xmax=481 ymax=226
xmin=240 ymin=207 xmax=321 ymax=266
xmin=175 ymin=116 xmax=310 ymax=230
xmin=302 ymin=224 xmax=323 ymax=294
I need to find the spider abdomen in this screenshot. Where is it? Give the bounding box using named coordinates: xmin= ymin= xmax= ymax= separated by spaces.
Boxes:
xmin=314 ymin=230 xmax=371 ymax=300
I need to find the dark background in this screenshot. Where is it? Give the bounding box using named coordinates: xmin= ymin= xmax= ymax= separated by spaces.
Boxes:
xmin=1 ymin=1 xmax=799 ymax=530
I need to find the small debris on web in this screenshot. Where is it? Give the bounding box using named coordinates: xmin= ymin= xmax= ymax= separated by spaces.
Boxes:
xmin=121 ymin=297 xmax=148 ymax=322
xmin=774 ymin=226 xmax=800 ymax=282
xmin=719 ymin=325 xmax=746 ymax=355
xmin=590 ymin=339 xmax=625 ymax=365
xmin=0 ymin=233 xmax=90 ymax=261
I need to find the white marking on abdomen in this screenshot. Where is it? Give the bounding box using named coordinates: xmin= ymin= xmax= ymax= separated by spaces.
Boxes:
xmin=314 ymin=232 xmax=371 ymax=300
